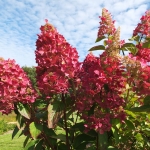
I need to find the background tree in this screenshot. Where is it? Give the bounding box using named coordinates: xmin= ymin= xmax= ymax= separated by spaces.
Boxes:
xmin=22 ymin=66 xmax=37 ymax=89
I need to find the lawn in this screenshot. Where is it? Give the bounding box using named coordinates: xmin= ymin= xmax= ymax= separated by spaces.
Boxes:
xmin=0 ymin=112 xmax=25 ymax=150
xmin=0 ymin=132 xmax=25 ymax=150
xmin=0 ymin=112 xmax=16 ymax=122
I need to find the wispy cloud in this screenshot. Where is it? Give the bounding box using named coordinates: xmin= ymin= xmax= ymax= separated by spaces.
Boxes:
xmin=0 ymin=0 xmax=149 ymax=66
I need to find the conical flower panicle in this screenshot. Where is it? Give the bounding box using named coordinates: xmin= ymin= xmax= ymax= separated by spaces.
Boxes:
xmin=35 ymin=20 xmax=79 ymax=95
xmin=98 ymin=8 xmax=116 ymax=38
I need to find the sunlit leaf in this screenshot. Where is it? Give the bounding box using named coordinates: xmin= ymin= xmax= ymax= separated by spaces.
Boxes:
xmin=17 ymin=103 xmax=31 ymax=119
xmin=121 ymin=43 xmax=138 ymax=54
xmin=29 ymin=122 xmax=43 ymax=139
xmin=95 ymin=36 xmax=106 ymax=43
xmin=89 ymin=45 xmax=105 ymax=51
xmin=143 ymin=42 xmax=150 ymax=48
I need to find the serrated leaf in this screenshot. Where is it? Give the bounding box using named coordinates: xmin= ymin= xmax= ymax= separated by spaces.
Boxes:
xmin=12 ymin=126 xmax=19 ymax=139
xmin=17 ymin=103 xmax=31 ymax=119
xmin=29 ymin=122 xmax=43 ymax=139
xmin=121 ymin=43 xmax=138 ymax=55
xmin=89 ymin=45 xmax=105 ymax=51
xmin=95 ymin=36 xmax=106 ymax=43
xmin=129 ymin=105 xmax=150 ymax=112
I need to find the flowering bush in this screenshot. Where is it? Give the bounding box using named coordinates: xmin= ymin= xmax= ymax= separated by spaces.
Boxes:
xmin=1 ymin=8 xmax=150 ymax=150
xmin=0 ymin=58 xmax=36 ymax=115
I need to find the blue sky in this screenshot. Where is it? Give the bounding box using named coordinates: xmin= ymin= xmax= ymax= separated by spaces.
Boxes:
xmin=0 ymin=0 xmax=150 ymax=66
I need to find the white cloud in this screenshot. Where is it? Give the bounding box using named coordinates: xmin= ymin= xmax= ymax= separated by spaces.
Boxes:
xmin=0 ymin=0 xmax=149 ymax=66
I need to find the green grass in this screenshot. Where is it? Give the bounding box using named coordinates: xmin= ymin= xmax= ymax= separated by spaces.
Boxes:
xmin=0 ymin=112 xmax=16 ymax=122
xmin=0 ymin=132 xmax=25 ymax=150
xmin=0 ymin=120 xmax=16 ymax=134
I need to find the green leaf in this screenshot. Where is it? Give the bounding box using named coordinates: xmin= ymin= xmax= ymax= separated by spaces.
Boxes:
xmin=111 ymin=127 xmax=119 ymax=144
xmin=144 ymin=95 xmax=150 ymax=105
xmin=124 ymin=110 xmax=137 ymax=118
xmin=25 ymin=139 xmax=39 ymax=150
xmin=73 ymin=134 xmax=95 ymax=148
xmin=23 ymin=136 xmax=30 ymax=148
xmin=12 ymin=126 xmax=19 ymax=139
xmin=135 ymin=133 xmax=143 ymax=141
xmin=29 ymin=122 xmax=43 ymax=139
xmin=143 ymin=42 xmax=150 ymax=48
xmin=34 ymin=140 xmax=43 ymax=150
xmin=72 ymin=122 xmax=85 ymax=132
xmin=89 ymin=45 xmax=105 ymax=51
xmin=128 ymin=35 xmax=140 ymax=42
xmin=51 ymin=134 xmax=66 ymax=142
xmin=103 ymin=40 xmax=107 ymax=46
xmin=17 ymin=103 xmax=31 ymax=119
xmin=107 ymin=146 xmax=119 ymax=150
xmin=98 ymin=132 xmax=108 ymax=149
xmin=86 ymin=145 xmax=96 ymax=150
xmin=142 ymin=128 xmax=150 ymax=136
xmin=95 ymin=36 xmax=106 ymax=43
xmin=87 ymin=129 xmax=97 ymax=137
xmin=58 ymin=143 xmax=68 ymax=150
xmin=43 ymin=125 xmax=56 ymax=137
xmin=129 ymin=105 xmax=150 ymax=112
xmin=121 ymin=43 xmax=138 ymax=55
xmin=125 ymin=119 xmax=135 ymax=130
xmin=75 ymin=142 xmax=91 ymax=150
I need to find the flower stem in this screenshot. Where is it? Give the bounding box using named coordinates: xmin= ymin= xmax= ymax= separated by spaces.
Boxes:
xmin=62 ymin=93 xmax=70 ymax=150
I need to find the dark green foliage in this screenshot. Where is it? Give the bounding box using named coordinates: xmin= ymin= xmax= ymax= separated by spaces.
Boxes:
xmin=22 ymin=66 xmax=37 ymax=88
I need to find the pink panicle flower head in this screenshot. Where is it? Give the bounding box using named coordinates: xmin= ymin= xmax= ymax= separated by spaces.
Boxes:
xmin=135 ymin=43 xmax=150 ymax=63
xmin=0 ymin=59 xmax=37 ymax=114
xmin=133 ymin=10 xmax=150 ymax=37
xmin=75 ymin=52 xmax=126 ymax=134
xmin=35 ymin=20 xmax=79 ymax=95
xmin=98 ymin=8 xmax=116 ymax=38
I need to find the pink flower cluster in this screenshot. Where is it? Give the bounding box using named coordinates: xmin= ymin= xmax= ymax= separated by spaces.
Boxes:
xmin=133 ymin=10 xmax=150 ymax=37
xmin=98 ymin=8 xmax=116 ymax=38
xmin=35 ymin=21 xmax=79 ymax=96
xmin=0 ymin=59 xmax=36 ymax=114
xmin=75 ymin=53 xmax=126 ymax=134
xmin=129 ymin=10 xmax=150 ymax=98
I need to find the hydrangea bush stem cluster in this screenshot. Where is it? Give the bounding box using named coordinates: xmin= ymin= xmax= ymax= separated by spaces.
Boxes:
xmin=0 ymin=8 xmax=150 ymax=150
